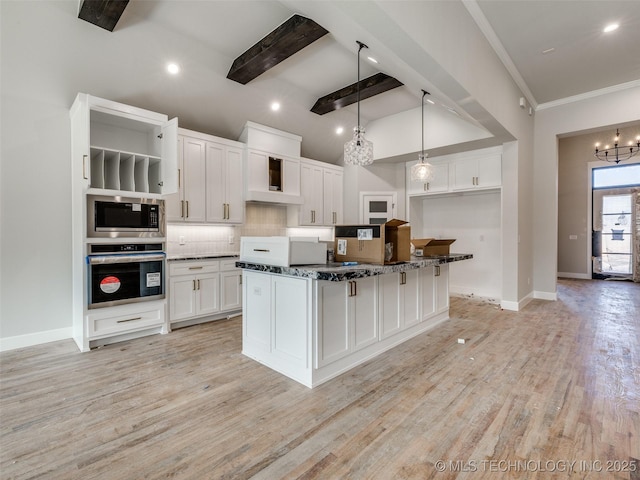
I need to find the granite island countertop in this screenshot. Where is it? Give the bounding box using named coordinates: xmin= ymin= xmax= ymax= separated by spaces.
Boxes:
xmin=236 ymin=253 xmax=472 ymax=281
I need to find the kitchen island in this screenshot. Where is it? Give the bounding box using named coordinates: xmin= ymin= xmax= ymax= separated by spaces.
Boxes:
xmin=237 ymin=254 xmax=472 ymax=388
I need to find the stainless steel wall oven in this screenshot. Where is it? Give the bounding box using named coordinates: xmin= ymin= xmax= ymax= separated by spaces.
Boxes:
xmin=87 ymin=243 xmax=165 ymax=309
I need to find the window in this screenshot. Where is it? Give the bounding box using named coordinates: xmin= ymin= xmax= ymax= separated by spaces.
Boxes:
xmin=593 ymin=163 xmax=640 ymax=189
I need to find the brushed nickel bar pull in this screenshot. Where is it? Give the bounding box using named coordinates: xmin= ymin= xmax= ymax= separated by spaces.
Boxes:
xmin=117 ymin=317 xmax=142 ymax=324
xmin=197 ymin=279 xmax=200 ymax=290
xmin=186 ymin=201 xmax=189 ymax=218
xmin=181 ymin=200 xmax=184 ymax=218
xmin=193 ymin=280 xmax=196 ymax=290
xmin=188 ymin=266 xmax=204 ymax=270
xmin=435 ymin=265 xmax=441 ymax=277
xmin=253 ymin=249 xmax=270 ymax=252
xmin=82 ymin=155 xmax=89 ymax=179
xmin=178 ymin=168 xmax=181 ymax=188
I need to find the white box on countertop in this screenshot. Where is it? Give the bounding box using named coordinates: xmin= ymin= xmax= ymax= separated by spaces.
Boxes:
xmin=240 ymin=236 xmax=327 ymax=267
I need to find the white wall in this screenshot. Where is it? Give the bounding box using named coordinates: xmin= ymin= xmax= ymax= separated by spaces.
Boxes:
xmin=533 ymin=84 xmax=640 ymax=297
xmin=419 ymin=191 xmax=502 ymax=301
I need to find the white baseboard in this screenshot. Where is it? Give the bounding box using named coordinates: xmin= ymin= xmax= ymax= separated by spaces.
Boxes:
xmin=501 ymin=291 xmax=534 ymax=311
xmin=534 ymin=290 xmax=558 ymax=301
xmin=0 ymin=327 xmax=73 ymax=352
xmin=558 ymin=272 xmax=590 ymax=280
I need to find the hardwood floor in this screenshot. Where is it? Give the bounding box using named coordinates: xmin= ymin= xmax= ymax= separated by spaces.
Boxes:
xmin=1 ymin=279 xmax=639 ymax=479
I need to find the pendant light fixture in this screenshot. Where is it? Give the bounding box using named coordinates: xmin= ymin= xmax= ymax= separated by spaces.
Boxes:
xmin=594 ymin=128 xmax=640 ymax=164
xmin=410 ymin=89 xmax=433 ymax=182
xmin=344 ymin=41 xmax=373 ymax=166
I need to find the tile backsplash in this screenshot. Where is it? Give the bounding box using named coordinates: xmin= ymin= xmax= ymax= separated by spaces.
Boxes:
xmin=167 ymin=203 xmax=334 ymax=256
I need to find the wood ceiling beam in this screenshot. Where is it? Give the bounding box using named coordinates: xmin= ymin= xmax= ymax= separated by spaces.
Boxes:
xmin=78 ymin=0 xmax=129 ymax=32
xmin=311 ymin=73 xmax=404 ymax=115
xmin=227 ymin=14 xmax=328 ymax=85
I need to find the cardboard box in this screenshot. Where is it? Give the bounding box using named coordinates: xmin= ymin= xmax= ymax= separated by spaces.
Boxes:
xmin=334 ymin=219 xmax=411 ymax=265
xmin=411 ymin=238 xmax=456 ymax=256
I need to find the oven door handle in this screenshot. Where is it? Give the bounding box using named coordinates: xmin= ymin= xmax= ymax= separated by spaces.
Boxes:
xmin=88 ymin=253 xmax=166 ymax=265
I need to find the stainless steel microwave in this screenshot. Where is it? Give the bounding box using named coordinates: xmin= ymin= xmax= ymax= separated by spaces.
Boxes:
xmin=87 ymin=195 xmax=165 ymax=238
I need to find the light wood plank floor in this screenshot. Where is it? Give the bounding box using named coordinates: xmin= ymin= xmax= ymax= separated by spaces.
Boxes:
xmin=1 ymin=279 xmax=639 ymax=479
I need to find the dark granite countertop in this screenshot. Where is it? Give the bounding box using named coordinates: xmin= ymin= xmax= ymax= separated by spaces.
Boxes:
xmin=236 ymin=253 xmax=473 ymax=281
xmin=168 ymin=253 xmax=239 ymax=261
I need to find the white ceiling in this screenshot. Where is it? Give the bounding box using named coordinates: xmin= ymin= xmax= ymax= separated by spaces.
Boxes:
xmin=91 ymin=0 xmax=640 ymax=163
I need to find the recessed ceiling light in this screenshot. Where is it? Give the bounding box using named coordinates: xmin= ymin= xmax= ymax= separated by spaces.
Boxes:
xmin=603 ymin=23 xmax=619 ymax=33
xmin=336 ymin=126 xmax=344 ymax=135
xmin=166 ymin=63 xmax=180 ymax=75
xmin=271 ymin=102 xmax=280 ymax=111
xmin=367 ymin=56 xmax=378 ymax=64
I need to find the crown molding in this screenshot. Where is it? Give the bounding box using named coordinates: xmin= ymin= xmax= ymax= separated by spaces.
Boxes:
xmin=536 ymin=80 xmax=640 ymax=111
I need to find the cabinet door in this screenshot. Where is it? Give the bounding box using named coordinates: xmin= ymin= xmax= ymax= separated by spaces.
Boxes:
xmin=451 ymin=158 xmax=477 ymax=191
xmin=243 ymin=271 xmax=271 ymax=351
xmin=220 ymin=270 xmax=242 ymax=311
xmin=477 ymin=154 xmax=502 ymax=188
xmin=352 ymin=277 xmax=378 ymax=350
xmin=317 ymin=281 xmax=350 ymax=367
xmin=182 ymin=137 xmax=206 ymax=222
xmin=169 ymin=274 xmax=196 ymax=321
xmin=225 ymin=146 xmax=244 ymax=223
xmin=160 ymin=117 xmax=179 ymax=195
xmin=420 ymin=266 xmax=436 ymax=320
xmin=166 ymin=136 xmax=185 ymax=222
xmin=196 ymin=273 xmax=219 ymax=316
xmin=435 ymin=264 xmax=449 ymax=313
xmin=323 ymin=168 xmax=343 ymax=225
xmin=300 ymin=162 xmax=323 ymax=225
xmin=402 ymin=269 xmax=421 ymax=327
xmin=205 ymin=142 xmax=226 ymax=223
xmin=246 ymin=150 xmax=269 ymax=192
xmin=379 ymin=273 xmax=401 ymax=339
xmin=283 ymin=157 xmax=301 ymax=196
xmin=272 ymin=276 xmax=308 ymax=367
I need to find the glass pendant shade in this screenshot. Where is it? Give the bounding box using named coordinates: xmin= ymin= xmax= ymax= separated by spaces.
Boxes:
xmin=344 ymin=126 xmax=374 ymax=166
xmin=410 ymin=154 xmax=433 ymax=181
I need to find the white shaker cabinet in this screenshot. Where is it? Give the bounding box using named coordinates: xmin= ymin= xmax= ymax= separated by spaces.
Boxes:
xmin=167 ymin=136 xmax=207 ymax=223
xmin=451 ymin=154 xmax=501 ymax=191
xmin=206 ymin=141 xmax=244 ymax=224
xmin=316 ymin=276 xmax=378 ymax=367
xmin=70 ymin=93 xmax=177 ymax=352
xmin=220 ymin=259 xmax=242 ymax=311
xmin=169 ymin=260 xmax=220 ymax=322
xmin=420 ymin=264 xmax=449 ymax=321
xmin=322 ymin=166 xmax=343 ymax=225
xmin=378 ymin=269 xmax=420 ymax=339
xmin=299 ymin=160 xmax=324 ymax=225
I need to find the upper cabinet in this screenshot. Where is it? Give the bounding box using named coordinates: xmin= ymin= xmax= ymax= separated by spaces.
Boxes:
xmin=239 ymin=121 xmax=303 ymax=205
xmin=450 ymin=153 xmax=501 ymax=191
xmin=71 ymin=93 xmax=178 ymax=197
xmin=167 ymin=129 xmax=244 ymax=224
xmin=288 ymin=157 xmax=344 ymax=227
xmin=406 ymin=147 xmax=502 ymax=197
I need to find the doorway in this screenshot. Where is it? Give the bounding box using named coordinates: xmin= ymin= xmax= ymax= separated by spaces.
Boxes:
xmin=591 ymin=164 xmax=640 ymax=280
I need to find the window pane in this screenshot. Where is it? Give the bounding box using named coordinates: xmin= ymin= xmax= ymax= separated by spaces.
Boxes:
xmin=593 ymin=164 xmax=640 ymax=189
xmin=368 ymin=201 xmax=388 ymax=213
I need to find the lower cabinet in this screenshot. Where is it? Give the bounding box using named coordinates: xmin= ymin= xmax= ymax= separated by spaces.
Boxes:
xmin=169 ymin=258 xmax=241 ymax=325
xmin=378 ymin=269 xmax=420 ymax=339
xmin=87 ymin=300 xmax=166 ymax=340
xmin=420 ymin=263 xmax=449 ymax=320
xmin=316 ymin=276 xmax=378 ymax=367
xmin=241 ymin=264 xmax=451 ymax=388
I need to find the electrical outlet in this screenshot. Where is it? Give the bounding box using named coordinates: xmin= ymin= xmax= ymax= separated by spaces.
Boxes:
xmin=228 ymin=234 xmax=234 ymax=244
xmin=179 ymin=236 xmax=186 ymax=245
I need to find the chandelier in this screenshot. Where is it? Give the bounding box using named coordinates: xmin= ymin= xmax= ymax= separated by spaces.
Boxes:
xmin=594 ymin=128 xmax=640 ymax=164
xmin=410 ymin=89 xmax=433 ymax=182
xmin=344 ymin=41 xmax=373 ymax=166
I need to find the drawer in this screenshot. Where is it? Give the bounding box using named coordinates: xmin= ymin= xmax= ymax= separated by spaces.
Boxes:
xmin=220 ymin=259 xmax=239 ymax=271
xmin=88 ymin=302 xmax=165 ymax=338
xmin=240 ymin=237 xmax=290 ymax=266
xmin=169 ymin=260 xmax=219 ymax=276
